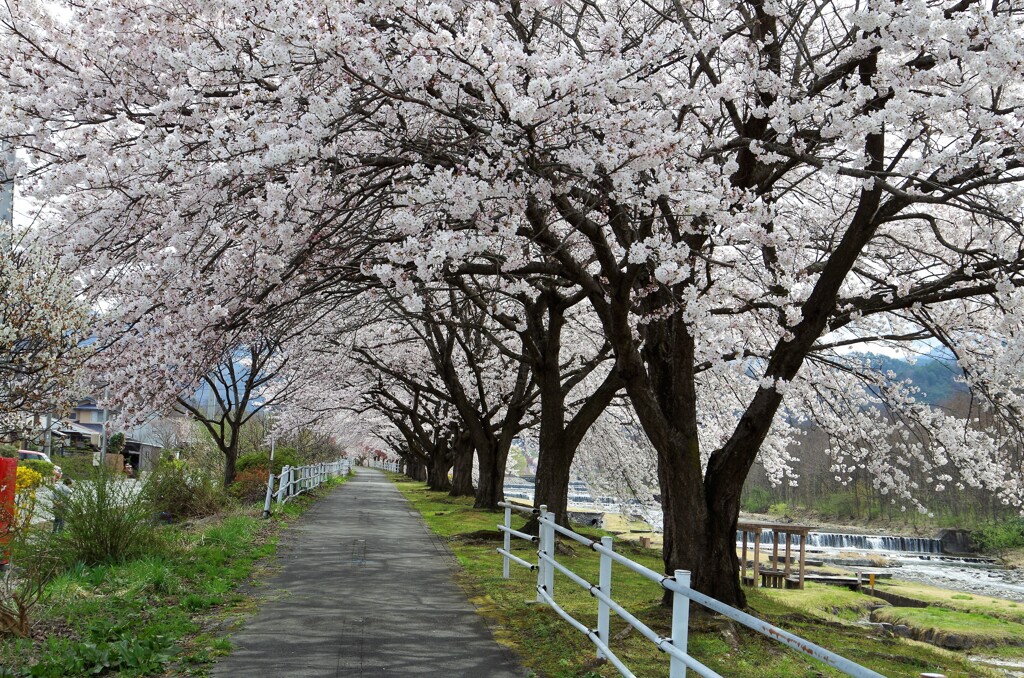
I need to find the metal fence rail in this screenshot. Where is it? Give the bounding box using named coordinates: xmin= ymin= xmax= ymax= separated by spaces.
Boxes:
xmin=498 ymin=504 xmax=885 ymax=678
xmin=262 ymin=458 xmax=351 ymax=516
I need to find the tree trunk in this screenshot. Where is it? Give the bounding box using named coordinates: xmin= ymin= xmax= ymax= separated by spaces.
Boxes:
xmin=532 ymin=437 xmax=573 ymax=528
xmin=222 ymin=442 xmax=238 ymax=487
xmin=427 ymin=447 xmax=452 ymax=492
xmin=406 ymin=457 xmax=427 ymax=481
xmin=645 ymin=442 xmax=748 ymax=607
xmin=473 ymin=442 xmax=507 ymax=509
xmin=450 ymin=437 xmax=475 ymax=497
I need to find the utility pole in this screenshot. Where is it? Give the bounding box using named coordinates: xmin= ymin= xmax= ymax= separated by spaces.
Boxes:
xmin=0 ymin=141 xmax=13 ymax=228
xmin=95 ymin=386 xmax=109 ymax=467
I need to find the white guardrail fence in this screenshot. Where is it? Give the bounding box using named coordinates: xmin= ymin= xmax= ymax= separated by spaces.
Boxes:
xmin=366 ymin=459 xmax=400 ymax=472
xmin=498 ymin=502 xmax=886 ymax=678
xmin=262 ymin=458 xmax=350 ymax=516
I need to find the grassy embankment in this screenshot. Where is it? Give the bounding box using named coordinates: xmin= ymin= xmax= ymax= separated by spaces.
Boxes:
xmin=0 ymin=475 xmax=348 ymax=678
xmin=391 ymin=476 xmax=1002 ymax=678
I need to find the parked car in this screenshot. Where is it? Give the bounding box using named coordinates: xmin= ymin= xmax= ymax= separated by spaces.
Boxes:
xmin=18 ymin=450 xmax=62 ymax=480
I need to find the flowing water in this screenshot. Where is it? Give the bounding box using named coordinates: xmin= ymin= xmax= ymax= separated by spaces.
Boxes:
xmin=733 ymin=527 xmax=1024 ymax=602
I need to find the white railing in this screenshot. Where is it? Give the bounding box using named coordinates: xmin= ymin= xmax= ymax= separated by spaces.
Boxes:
xmin=262 ymin=458 xmax=351 ymax=516
xmin=497 ymin=502 xmax=885 ymax=678
xmin=365 ymin=458 xmax=400 ymax=472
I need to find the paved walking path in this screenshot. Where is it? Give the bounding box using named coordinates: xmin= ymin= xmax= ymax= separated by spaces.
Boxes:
xmin=213 ymin=468 xmax=523 ymax=677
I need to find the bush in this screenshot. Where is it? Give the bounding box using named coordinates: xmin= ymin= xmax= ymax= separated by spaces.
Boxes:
xmin=973 ymin=518 xmax=1024 ymax=554
xmin=48 ymin=468 xmax=160 ymax=567
xmin=766 ymin=502 xmax=789 ymax=517
xmin=815 ymin=491 xmax=858 ymax=520
xmin=56 ymin=453 xmax=99 ymax=481
xmin=145 ymin=458 xmax=226 ymax=522
xmin=0 ymin=444 xmax=16 ymax=458
xmin=236 ymin=447 xmax=300 ymax=475
xmin=742 ymin=487 xmax=774 ymax=514
xmin=18 ymin=459 xmax=54 ymax=480
xmin=228 ymin=468 xmax=272 ymax=504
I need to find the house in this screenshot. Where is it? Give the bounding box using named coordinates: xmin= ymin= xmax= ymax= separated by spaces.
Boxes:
xmin=32 ymin=398 xmax=169 ymax=472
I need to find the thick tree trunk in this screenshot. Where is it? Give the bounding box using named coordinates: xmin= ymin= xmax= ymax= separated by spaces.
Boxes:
xmin=656 ymin=451 xmax=746 ymax=607
xmin=427 ymin=447 xmax=452 ymax=492
xmin=631 ymin=302 xmax=750 ymax=606
xmin=473 ymin=442 xmax=507 ymax=510
xmin=406 ymin=457 xmax=427 ymax=481
xmin=450 ymin=437 xmax=475 ymax=497
xmin=532 ymin=436 xmax=573 ymax=528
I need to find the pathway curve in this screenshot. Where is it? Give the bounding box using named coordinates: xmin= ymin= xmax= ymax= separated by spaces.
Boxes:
xmin=213 ymin=468 xmax=524 ymax=677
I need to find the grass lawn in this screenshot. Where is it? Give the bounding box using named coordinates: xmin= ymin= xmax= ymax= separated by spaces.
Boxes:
xmin=0 ymin=474 xmax=348 ymax=677
xmin=872 ymin=606 xmax=1024 ymax=647
xmin=874 ymin=580 xmax=1024 ymax=624
xmin=391 ymin=475 xmax=1001 ymax=678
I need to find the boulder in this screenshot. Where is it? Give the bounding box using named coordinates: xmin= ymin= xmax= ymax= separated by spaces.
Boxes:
xmin=937 ymin=528 xmax=977 ymax=555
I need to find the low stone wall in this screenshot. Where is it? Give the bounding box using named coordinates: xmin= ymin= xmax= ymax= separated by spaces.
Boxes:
xmin=863 ymin=587 xmax=929 ymax=608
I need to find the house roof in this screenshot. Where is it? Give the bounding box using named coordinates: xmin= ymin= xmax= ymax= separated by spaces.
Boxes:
xmin=59 ymin=421 xmax=102 ymax=436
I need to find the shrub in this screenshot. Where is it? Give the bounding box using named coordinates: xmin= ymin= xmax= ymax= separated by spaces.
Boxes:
xmin=14 ymin=466 xmax=43 ymax=494
xmin=767 ymin=502 xmax=789 ymax=517
xmin=236 ymin=447 xmax=300 ymax=475
xmin=48 ymin=468 xmax=161 ymax=566
xmin=0 ymin=444 xmax=16 ymax=458
xmin=973 ymin=518 xmax=1024 ymax=554
xmin=56 ymin=453 xmax=99 ymax=481
xmin=815 ymin=491 xmax=858 ymax=520
xmin=107 ymin=432 xmax=126 ymax=456
xmin=145 ymin=458 xmax=226 ymax=522
xmin=18 ymin=459 xmax=54 ymax=480
xmin=228 ymin=468 xmax=272 ymax=504
xmin=741 ymin=487 xmax=774 ymax=514
xmin=0 ymin=469 xmax=59 ymax=637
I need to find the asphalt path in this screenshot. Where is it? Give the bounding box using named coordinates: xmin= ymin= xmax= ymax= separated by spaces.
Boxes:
xmin=212 ymin=468 xmax=524 ymax=677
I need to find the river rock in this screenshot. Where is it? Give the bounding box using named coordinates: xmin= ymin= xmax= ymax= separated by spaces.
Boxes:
xmin=937 ymin=528 xmax=977 ymax=555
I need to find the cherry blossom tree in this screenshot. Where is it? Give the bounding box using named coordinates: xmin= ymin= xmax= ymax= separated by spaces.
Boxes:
xmin=176 ymin=336 xmax=299 ymax=486
xmin=5 ymin=0 xmax=1024 ymax=607
xmin=448 ymin=275 xmax=622 ymax=527
xmin=0 ymin=229 xmax=88 ymax=433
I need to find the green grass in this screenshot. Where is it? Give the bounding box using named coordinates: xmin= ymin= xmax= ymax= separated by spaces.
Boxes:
xmin=0 ymin=472 xmax=350 ymax=677
xmin=874 ymin=581 xmax=1024 ymax=624
xmin=391 ymin=476 xmax=1000 ymax=678
xmin=872 ymin=607 xmax=1024 ymax=646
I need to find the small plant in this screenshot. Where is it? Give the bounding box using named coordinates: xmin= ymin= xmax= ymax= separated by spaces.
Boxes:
xmin=145 ymin=457 xmax=226 ymax=522
xmin=16 ymin=460 xmax=53 ymax=481
xmin=47 ymin=468 xmax=161 ymax=567
xmin=0 ymin=471 xmax=60 ymax=637
xmin=106 ymin=432 xmax=125 ymax=457
xmin=236 ymin=448 xmax=301 ymax=475
xmin=24 ymin=622 xmax=176 ymax=676
xmin=228 ymin=468 xmax=272 ymax=504
xmin=767 ymin=502 xmax=789 ymax=517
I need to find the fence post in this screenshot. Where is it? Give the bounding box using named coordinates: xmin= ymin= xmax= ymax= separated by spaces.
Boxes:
xmin=536 ymin=505 xmax=548 ymax=603
xmin=503 ymin=505 xmax=512 ymax=579
xmin=597 ymin=536 xmax=613 ymax=659
xmin=262 ymin=469 xmax=276 ymax=518
xmin=670 ymin=570 xmax=691 ymax=678
xmin=543 ymin=509 xmax=555 ymax=599
xmin=277 ymin=467 xmax=289 ymax=504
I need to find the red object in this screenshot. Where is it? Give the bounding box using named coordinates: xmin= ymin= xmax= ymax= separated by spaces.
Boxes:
xmin=0 ymin=458 xmax=16 ymax=566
